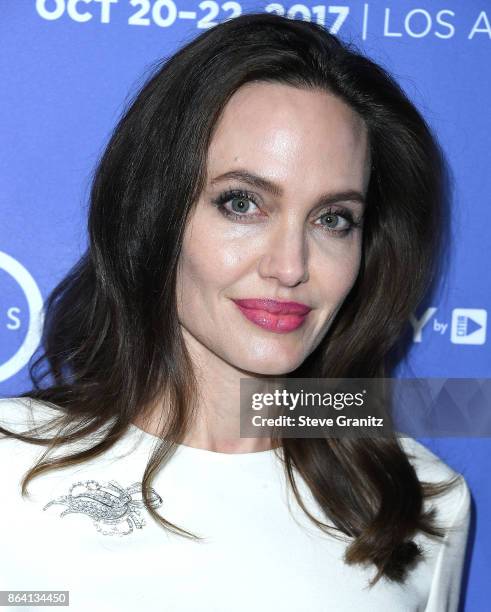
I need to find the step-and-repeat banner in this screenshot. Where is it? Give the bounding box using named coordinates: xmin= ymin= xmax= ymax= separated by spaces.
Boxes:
xmin=1 ymin=2 xmax=490 ymax=608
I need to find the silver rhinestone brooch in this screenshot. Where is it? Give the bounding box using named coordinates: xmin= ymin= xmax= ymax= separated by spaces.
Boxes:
xmin=43 ymin=479 xmax=163 ymax=536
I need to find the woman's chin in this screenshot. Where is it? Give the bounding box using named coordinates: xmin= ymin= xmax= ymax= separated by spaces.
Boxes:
xmin=234 ymin=354 xmax=304 ymax=377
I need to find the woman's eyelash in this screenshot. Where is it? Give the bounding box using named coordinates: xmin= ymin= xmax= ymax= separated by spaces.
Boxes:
xmin=211 ymin=188 xmax=363 ymax=236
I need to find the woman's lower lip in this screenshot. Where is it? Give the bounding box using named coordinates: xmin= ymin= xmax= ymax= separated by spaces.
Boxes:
xmin=234 ymin=304 xmax=308 ymax=333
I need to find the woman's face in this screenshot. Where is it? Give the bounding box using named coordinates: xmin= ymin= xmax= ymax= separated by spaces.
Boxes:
xmin=176 ymin=82 xmax=370 ymax=375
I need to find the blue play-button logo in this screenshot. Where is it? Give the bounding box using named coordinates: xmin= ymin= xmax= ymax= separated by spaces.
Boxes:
xmin=451 ymin=309 xmax=487 ymax=344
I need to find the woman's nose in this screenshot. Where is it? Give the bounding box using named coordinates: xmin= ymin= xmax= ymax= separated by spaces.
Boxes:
xmin=257 ymin=220 xmax=309 ymax=287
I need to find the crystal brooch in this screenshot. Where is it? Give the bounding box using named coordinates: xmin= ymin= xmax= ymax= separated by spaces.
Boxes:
xmin=43 ymin=479 xmax=163 ymax=536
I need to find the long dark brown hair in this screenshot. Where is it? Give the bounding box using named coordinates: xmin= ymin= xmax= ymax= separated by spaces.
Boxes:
xmin=1 ymin=12 xmax=459 ymax=587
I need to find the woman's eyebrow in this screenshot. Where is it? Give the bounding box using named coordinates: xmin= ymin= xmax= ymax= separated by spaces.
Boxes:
xmin=211 ymin=169 xmax=284 ymax=197
xmin=210 ymin=169 xmax=366 ymax=209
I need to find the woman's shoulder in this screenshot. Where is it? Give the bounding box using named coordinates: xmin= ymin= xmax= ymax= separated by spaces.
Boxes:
xmin=0 ymin=395 xmax=150 ymax=471
xmin=0 ymin=396 xmax=65 ymax=490
xmin=398 ymin=435 xmax=471 ymax=527
xmin=0 ymin=396 xmax=63 ymax=433
xmin=0 ymin=395 xmax=64 ymax=449
xmin=0 ymin=396 xmax=68 ymax=457
xmin=398 ymin=434 xmax=467 ymax=484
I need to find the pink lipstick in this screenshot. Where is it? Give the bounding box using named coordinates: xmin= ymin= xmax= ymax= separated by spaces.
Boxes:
xmin=232 ymin=298 xmax=312 ymax=333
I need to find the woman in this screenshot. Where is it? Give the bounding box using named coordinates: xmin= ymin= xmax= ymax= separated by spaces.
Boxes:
xmin=0 ymin=12 xmax=471 ymax=611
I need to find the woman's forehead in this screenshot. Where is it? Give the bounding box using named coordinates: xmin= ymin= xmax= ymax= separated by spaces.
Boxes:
xmin=206 ymin=83 xmax=370 ymax=196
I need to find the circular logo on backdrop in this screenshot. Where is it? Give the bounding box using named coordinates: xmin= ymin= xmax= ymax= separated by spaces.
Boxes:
xmin=0 ymin=251 xmax=44 ymax=383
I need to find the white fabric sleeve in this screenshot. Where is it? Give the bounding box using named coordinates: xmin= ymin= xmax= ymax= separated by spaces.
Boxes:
xmin=425 ymin=475 xmax=472 ymax=612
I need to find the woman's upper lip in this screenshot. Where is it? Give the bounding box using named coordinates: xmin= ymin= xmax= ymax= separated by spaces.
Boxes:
xmin=232 ymin=298 xmax=312 ymax=315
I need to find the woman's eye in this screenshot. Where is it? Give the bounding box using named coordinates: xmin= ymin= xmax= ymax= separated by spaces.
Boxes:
xmin=316 ymin=212 xmax=352 ymax=232
xmin=226 ymin=195 xmax=259 ymax=215
xmin=212 ymin=189 xmax=261 ymax=220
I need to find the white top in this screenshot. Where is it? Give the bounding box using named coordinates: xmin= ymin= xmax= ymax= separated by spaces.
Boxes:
xmin=0 ymin=397 xmax=471 ymax=612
